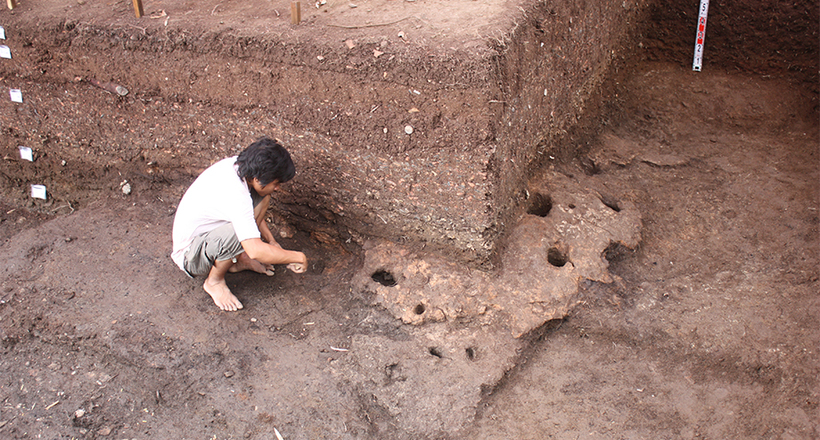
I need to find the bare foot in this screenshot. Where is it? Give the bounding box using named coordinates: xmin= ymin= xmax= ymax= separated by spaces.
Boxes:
xmin=203 ymin=278 xmax=243 ymax=311
xmin=228 ymin=252 xmax=273 ymax=275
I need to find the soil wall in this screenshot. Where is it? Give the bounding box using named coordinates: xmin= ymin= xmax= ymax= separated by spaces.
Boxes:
xmin=2 ymin=0 xmax=645 ymax=263
xmin=641 ymin=0 xmax=818 ymax=81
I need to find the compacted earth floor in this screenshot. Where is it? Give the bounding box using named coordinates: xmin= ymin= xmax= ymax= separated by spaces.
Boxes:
xmin=469 ymin=63 xmax=819 ymax=439
xmin=1 ymin=33 xmax=818 ymax=440
xmin=1 ymin=60 xmax=817 ymax=440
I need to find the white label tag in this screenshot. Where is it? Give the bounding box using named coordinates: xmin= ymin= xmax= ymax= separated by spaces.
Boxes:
xmin=19 ymin=146 xmax=33 ymax=161
xmin=31 ymin=184 xmax=47 ymax=200
xmin=0 ymin=27 xmax=5 ymax=40
xmin=0 ymin=45 xmax=10 ymax=59
xmin=9 ymin=88 xmax=22 ymax=103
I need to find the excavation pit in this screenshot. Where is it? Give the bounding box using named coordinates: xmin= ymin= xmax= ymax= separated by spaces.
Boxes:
xmin=527 ymin=193 xmax=554 ymax=218
xmin=547 ymin=246 xmax=569 ymax=268
xmin=371 ymin=269 xmax=397 ymax=287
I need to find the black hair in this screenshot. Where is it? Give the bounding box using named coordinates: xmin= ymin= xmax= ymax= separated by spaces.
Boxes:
xmin=236 ymin=137 xmax=296 ymax=186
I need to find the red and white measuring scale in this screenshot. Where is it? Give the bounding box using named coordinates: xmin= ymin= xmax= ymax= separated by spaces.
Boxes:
xmin=692 ymin=0 xmax=709 ymax=71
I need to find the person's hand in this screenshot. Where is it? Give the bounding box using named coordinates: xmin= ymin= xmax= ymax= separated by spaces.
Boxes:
xmin=287 ymin=262 xmax=306 ymax=273
xmin=286 ymin=252 xmax=307 ymax=273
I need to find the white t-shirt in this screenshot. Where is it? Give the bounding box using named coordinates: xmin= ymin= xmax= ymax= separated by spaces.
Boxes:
xmin=171 ymin=156 xmax=260 ymax=270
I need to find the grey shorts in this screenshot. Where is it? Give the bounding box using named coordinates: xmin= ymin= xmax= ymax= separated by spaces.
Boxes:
xmin=183 ymin=223 xmax=245 ymax=277
xmin=182 ymin=191 xmax=264 ymax=277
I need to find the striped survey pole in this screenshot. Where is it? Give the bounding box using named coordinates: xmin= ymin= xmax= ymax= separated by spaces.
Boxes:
xmin=692 ymin=0 xmax=709 ymax=71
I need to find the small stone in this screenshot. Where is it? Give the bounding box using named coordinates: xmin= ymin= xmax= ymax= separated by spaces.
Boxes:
xmin=224 ymin=371 xmax=234 ymax=378
xmin=278 ymin=224 xmax=296 ymax=238
xmin=98 ymin=426 xmax=112 ymax=436
xmin=74 ymin=409 xmax=85 ymax=418
xmin=404 ymin=125 xmax=414 ymax=135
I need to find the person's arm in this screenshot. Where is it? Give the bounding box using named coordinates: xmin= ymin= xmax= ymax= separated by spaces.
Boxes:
xmin=241 ymin=238 xmax=307 ymax=272
xmin=253 ymin=194 xmax=281 ymax=246
xmin=257 ymin=216 xmax=280 ymax=247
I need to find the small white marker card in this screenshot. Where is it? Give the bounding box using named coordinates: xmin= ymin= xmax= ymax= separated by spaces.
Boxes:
xmin=31 ymin=184 xmax=47 ymax=200
xmin=0 ymin=45 xmax=10 ymax=59
xmin=0 ymin=26 xmax=5 ymax=40
xmin=18 ymin=146 xmax=33 ymax=161
xmin=9 ymin=88 xmax=22 ymax=102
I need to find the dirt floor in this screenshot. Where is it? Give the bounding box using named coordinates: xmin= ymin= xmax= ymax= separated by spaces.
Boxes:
xmin=1 ymin=1 xmax=819 ymax=439
xmin=470 ymin=63 xmax=820 ymax=439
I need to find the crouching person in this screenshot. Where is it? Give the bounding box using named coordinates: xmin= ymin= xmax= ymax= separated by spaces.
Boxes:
xmin=171 ymin=137 xmax=307 ymax=311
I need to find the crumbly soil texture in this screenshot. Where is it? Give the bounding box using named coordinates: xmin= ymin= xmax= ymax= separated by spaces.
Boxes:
xmin=1 ymin=1 xmax=818 ymax=439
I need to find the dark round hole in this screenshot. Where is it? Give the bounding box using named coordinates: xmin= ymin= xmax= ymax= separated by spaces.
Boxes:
xmin=371 ymin=269 xmax=397 ymax=286
xmin=547 ymin=246 xmax=568 ymax=267
xmin=527 ymin=192 xmax=553 ymax=217
xmin=465 ymin=347 xmax=477 ymax=361
xmin=429 ymin=347 xmax=443 ymax=358
xmin=568 ymin=204 xmax=576 ymax=209
xmin=413 ymin=303 xmax=426 ymax=315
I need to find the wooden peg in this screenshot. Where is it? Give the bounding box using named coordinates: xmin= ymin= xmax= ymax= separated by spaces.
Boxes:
xmin=7 ymin=0 xmax=17 ymax=10
xmin=291 ymin=1 xmax=301 ymax=25
xmin=132 ymin=0 xmax=144 ymax=18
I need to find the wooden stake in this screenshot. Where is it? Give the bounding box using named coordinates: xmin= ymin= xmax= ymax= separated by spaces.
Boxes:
xmin=7 ymin=0 xmax=16 ymax=10
xmin=290 ymin=1 xmax=301 ymax=25
xmin=132 ymin=0 xmax=144 ymax=18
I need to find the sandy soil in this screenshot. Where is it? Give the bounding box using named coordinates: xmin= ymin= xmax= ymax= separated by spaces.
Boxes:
xmin=0 ymin=1 xmax=818 ymax=439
